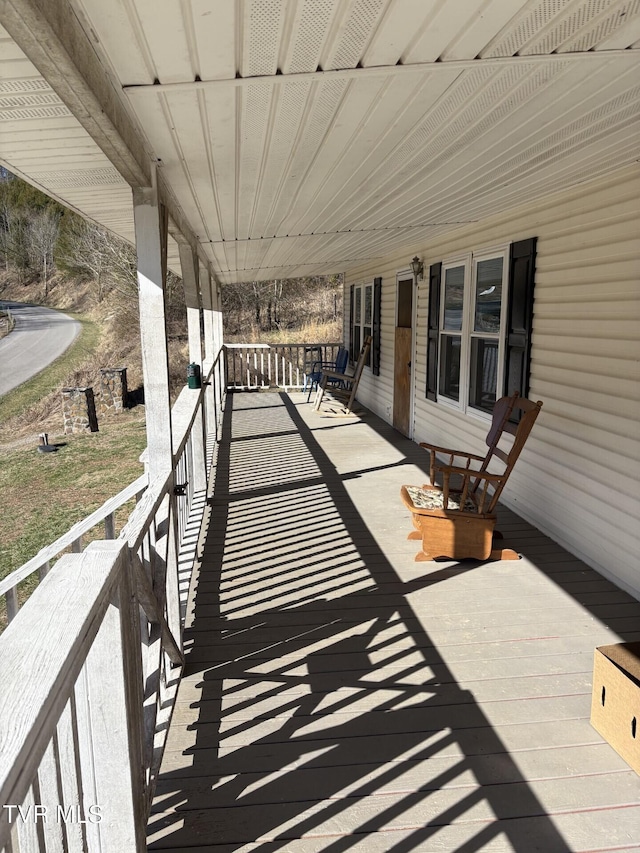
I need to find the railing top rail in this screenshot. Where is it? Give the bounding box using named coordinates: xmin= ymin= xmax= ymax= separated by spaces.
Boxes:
xmin=224 ymin=342 xmax=342 ymax=348
xmin=0 ymin=473 xmax=148 ymax=598
xmin=0 ymin=542 xmax=127 ymax=847
xmin=120 ymin=472 xmax=172 ymax=552
xmin=172 ymin=354 xmax=219 ymax=460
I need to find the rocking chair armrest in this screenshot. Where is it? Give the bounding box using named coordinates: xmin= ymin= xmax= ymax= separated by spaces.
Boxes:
xmin=435 ymin=463 xmax=504 ymax=483
xmin=420 ymin=442 xmax=487 ymax=487
xmin=419 ymin=443 xmax=486 ymax=464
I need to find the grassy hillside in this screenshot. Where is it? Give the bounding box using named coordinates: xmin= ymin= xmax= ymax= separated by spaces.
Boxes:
xmin=0 ymin=275 xmax=152 ymax=625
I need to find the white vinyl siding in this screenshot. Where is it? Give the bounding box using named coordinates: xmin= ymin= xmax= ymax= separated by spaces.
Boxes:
xmin=344 ymin=165 xmax=640 ymax=598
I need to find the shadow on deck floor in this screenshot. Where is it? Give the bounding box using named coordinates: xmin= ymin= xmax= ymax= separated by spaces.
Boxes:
xmin=148 ymin=392 xmax=640 ymax=852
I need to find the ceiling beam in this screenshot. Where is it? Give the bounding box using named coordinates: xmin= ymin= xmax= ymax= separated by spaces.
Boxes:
xmin=123 ymin=49 xmax=640 ymax=97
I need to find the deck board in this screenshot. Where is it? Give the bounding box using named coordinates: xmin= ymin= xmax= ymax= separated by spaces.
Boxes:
xmin=148 ymin=392 xmax=640 ymax=852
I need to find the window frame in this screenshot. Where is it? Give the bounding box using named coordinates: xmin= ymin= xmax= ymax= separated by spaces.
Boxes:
xmin=436 ymin=244 xmax=509 ymax=419
xmin=350 ymin=279 xmax=378 ymax=370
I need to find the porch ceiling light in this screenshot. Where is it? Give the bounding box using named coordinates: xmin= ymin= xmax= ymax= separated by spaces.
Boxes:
xmin=411 ymin=256 xmax=424 ymax=280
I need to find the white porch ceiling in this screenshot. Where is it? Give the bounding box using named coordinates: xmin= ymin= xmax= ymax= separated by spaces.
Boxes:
xmin=0 ymin=0 xmax=639 ymax=285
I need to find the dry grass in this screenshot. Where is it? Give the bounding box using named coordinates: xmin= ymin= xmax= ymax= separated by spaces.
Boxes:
xmin=225 ymin=319 xmax=342 ymax=345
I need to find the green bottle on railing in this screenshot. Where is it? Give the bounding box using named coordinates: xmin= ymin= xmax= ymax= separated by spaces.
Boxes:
xmin=187 ymin=362 xmax=201 ymax=389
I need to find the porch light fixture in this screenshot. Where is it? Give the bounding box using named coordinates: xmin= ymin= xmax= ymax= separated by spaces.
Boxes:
xmin=411 ymin=256 xmax=424 ymax=280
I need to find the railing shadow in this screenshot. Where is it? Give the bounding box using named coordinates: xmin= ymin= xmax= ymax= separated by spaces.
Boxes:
xmin=147 ymin=391 xmax=602 ymax=851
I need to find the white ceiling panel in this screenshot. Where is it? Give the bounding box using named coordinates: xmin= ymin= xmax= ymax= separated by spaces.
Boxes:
xmin=323 ymin=0 xmax=388 ymax=70
xmin=242 ymin=0 xmax=286 ymax=77
xmin=1 ymin=0 xmax=639 ymax=285
xmin=595 ymin=9 xmax=640 ymax=45
xmin=403 ymin=0 xmax=490 ymax=64
xmin=192 ymin=0 xmax=236 ymax=80
xmin=362 ymin=0 xmax=441 ymax=66
xmin=438 ymin=0 xmax=532 ymax=61
xmin=70 ymin=0 xmax=157 ymax=85
xmin=284 ymin=0 xmax=341 ymax=74
xmin=483 ymin=0 xmax=640 ymax=56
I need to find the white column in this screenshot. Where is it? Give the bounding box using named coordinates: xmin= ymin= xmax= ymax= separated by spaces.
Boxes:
xmin=200 ymin=267 xmax=220 ymax=439
xmin=132 ymin=180 xmax=173 ymax=478
xmin=201 ymin=264 xmax=215 ymax=365
xmin=216 ymin=283 xmax=225 ymax=405
xmin=179 ymin=243 xmax=206 ymax=494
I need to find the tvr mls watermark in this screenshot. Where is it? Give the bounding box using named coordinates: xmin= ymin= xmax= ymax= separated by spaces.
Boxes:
xmin=3 ymin=804 xmax=102 ymax=824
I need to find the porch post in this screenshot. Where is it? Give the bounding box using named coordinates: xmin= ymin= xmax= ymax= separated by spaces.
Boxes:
xmin=133 ymin=179 xmax=182 ymax=652
xmin=132 ymin=177 xmax=173 ymax=478
xmin=201 ymin=265 xmax=215 ymax=365
xmin=199 ymin=266 xmax=215 ymax=436
xmin=179 ymin=243 xmax=206 ymax=494
xmin=214 ymin=282 xmax=225 ymax=407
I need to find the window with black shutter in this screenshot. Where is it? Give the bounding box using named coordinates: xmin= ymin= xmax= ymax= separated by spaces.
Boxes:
xmin=425 ymin=238 xmax=536 ymax=413
xmin=350 ymin=278 xmax=382 ymax=371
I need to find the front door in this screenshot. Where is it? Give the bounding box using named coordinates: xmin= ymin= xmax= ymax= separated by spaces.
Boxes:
xmin=393 ymin=274 xmax=414 ymax=436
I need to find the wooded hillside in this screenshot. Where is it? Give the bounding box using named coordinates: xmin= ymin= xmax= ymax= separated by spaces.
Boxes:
xmin=1 ymin=168 xmax=343 ymax=343
xmin=0 ymin=169 xmax=344 ymax=438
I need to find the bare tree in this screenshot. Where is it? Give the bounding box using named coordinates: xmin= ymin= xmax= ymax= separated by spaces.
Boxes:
xmin=57 ymin=217 xmax=137 ymax=302
xmin=0 ymin=203 xmax=31 ymax=283
xmin=29 ymin=208 xmax=61 ymax=295
xmin=221 ymin=274 xmax=343 ymax=339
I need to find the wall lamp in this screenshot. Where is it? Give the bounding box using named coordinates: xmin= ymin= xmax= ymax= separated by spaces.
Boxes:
xmin=410 ymin=256 xmax=424 ymax=280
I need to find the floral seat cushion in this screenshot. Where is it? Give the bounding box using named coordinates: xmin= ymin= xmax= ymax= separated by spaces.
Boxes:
xmin=405 ymin=485 xmax=477 ymax=513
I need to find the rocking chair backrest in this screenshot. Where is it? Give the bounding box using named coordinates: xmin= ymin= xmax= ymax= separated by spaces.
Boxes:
xmin=474 ymin=392 xmax=543 ymax=511
xmin=352 ymin=336 xmax=372 ymax=382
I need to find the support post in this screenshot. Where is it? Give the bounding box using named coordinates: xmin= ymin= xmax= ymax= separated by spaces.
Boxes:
xmin=213 ymin=281 xmax=225 ymax=423
xmin=179 ymin=243 xmax=206 ymax=494
xmin=201 ymin=266 xmax=218 ymax=441
xmin=132 ymin=179 xmax=173 ymax=479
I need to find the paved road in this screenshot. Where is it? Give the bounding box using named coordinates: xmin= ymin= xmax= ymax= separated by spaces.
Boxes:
xmin=0 ymin=301 xmax=81 ymax=396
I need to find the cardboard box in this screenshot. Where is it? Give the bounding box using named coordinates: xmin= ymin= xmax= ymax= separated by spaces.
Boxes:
xmin=590 ymin=642 xmax=640 ymax=774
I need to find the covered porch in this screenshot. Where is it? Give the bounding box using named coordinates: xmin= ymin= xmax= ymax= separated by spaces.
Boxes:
xmin=148 ymin=392 xmax=640 ymax=852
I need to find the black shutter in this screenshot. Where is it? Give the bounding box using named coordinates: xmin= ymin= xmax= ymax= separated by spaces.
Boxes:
xmin=426 ymin=262 xmax=441 ymax=400
xmin=349 ymin=284 xmax=355 ymax=361
xmin=372 ymin=277 xmax=382 ymax=376
xmin=505 ymin=238 xmax=537 ymax=403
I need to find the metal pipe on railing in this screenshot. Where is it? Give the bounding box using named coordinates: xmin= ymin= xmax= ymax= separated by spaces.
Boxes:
xmin=5 ymin=587 xmax=18 ymax=623
xmin=105 ymin=512 xmax=116 ymax=540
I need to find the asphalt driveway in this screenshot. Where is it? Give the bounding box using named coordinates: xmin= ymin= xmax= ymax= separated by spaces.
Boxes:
xmin=0 ymin=301 xmax=81 ymax=396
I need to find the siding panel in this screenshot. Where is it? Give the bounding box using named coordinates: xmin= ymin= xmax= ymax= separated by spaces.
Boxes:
xmin=344 ymin=165 xmax=640 ymax=598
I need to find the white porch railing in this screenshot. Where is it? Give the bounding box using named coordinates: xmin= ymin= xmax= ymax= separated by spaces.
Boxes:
xmin=0 ymin=348 xmax=225 ymax=853
xmin=0 ymin=474 xmax=148 ymax=625
xmin=224 ymin=342 xmax=342 ymax=390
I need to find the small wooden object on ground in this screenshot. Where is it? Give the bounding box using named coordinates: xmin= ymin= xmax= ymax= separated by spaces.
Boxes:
xmin=591 ymin=642 xmax=640 ymax=775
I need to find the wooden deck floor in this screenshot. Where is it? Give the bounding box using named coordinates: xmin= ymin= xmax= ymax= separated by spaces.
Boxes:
xmin=148 ymin=392 xmax=640 ymax=852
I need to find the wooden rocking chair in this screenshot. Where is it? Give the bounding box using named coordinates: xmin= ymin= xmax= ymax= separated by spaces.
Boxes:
xmin=313 ymin=336 xmax=372 ymax=416
xmin=400 ymin=392 xmax=543 ymax=561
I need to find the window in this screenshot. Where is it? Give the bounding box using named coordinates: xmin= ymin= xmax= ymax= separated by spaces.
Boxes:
xmin=426 ymin=238 xmax=537 ymax=415
xmin=350 ymin=278 xmax=382 ymax=374
xmin=352 ymin=285 xmax=362 ymax=361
